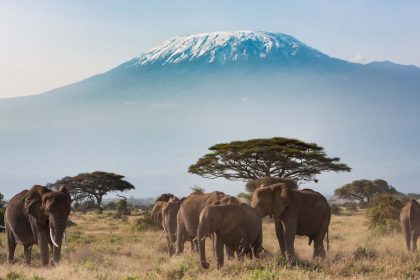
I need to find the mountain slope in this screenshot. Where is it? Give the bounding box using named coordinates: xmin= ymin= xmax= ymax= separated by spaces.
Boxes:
xmin=0 ymin=31 xmax=420 ymax=198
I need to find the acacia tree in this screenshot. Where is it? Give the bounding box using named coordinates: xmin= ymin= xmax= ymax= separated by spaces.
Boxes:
xmin=189 ymin=137 xmax=350 ymax=186
xmin=334 ymin=179 xmax=398 ymax=204
xmin=52 ymin=171 xmax=135 ymax=212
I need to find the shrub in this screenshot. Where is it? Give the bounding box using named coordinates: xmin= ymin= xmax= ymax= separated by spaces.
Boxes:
xmin=330 ymin=203 xmax=341 ymax=215
xmin=155 ymin=193 xmax=175 ymax=202
xmin=191 ymin=186 xmax=205 ymax=194
xmin=366 ymin=194 xmax=406 ymax=233
xmin=238 ymin=192 xmax=252 ymax=202
xmin=116 ymin=199 xmax=131 ymax=216
xmin=343 ymin=202 xmax=358 ymax=211
xmin=353 ymin=247 xmax=376 ymax=260
xmin=0 ymin=207 xmax=5 ymax=227
xmin=130 ymin=212 xmax=160 ymax=232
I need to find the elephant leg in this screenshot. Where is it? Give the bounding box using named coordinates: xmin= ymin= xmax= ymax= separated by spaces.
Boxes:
xmin=246 ymin=249 xmax=253 ymax=260
xmin=175 ymin=223 xmax=185 ymax=255
xmin=253 ymin=232 xmax=263 ymax=258
xmin=283 ymin=221 xmax=297 ymax=263
xmin=402 ymin=221 xmax=411 ymax=251
xmin=226 ymin=246 xmax=235 ymax=260
xmin=215 ymin=234 xmax=224 ymax=269
xmin=24 ymin=245 xmax=32 ymax=264
xmin=6 ymin=226 xmax=16 ymax=264
xmin=411 ymin=232 xmax=418 ymax=252
xmin=166 ymin=235 xmax=174 ymax=256
xmin=313 ymin=238 xmax=326 ymax=259
xmin=275 ymin=221 xmax=286 ymax=258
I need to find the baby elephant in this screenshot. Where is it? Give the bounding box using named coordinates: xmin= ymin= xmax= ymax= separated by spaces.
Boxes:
xmin=197 ymin=203 xmax=263 ymax=269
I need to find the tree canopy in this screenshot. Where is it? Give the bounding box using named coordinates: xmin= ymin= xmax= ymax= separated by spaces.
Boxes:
xmin=52 ymin=171 xmax=135 ymax=211
xmin=245 ymin=176 xmax=298 ymax=192
xmin=189 ymin=137 xmax=350 ymax=185
xmin=334 ymin=179 xmax=398 ymax=203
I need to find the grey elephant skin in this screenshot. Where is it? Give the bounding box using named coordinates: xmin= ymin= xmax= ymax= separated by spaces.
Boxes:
xmin=401 ymin=200 xmax=420 ymax=252
xmin=252 ymin=183 xmax=330 ymax=262
xmin=198 ymin=203 xmax=263 ymax=269
xmin=5 ymin=185 xmax=71 ymax=266
xmin=175 ymin=191 xmax=239 ymax=255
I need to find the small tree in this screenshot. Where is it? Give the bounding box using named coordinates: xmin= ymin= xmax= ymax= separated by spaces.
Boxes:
xmin=52 ymin=171 xmax=135 ymax=213
xmin=335 ymin=179 xmax=398 ymax=204
xmin=189 ymin=138 xmax=350 ymax=187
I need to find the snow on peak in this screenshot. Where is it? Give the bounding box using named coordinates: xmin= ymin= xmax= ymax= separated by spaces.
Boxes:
xmin=134 ymin=31 xmax=325 ymax=66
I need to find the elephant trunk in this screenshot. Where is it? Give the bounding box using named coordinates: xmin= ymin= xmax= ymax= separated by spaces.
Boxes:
xmin=50 ymin=220 xmax=66 ymax=264
xmin=197 ymin=224 xmax=210 ymax=269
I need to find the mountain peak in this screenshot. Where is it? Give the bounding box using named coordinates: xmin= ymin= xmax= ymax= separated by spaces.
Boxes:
xmin=132 ymin=31 xmax=327 ymax=66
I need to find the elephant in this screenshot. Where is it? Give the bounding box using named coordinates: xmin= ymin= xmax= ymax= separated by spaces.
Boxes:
xmin=151 ymin=197 xmax=179 ymax=228
xmin=4 ymin=185 xmax=71 ymax=265
xmin=175 ymin=191 xmax=239 ymax=255
xmin=252 ymin=183 xmax=330 ymax=262
xmin=197 ymin=203 xmax=263 ymax=269
xmin=161 ymin=197 xmax=199 ymax=255
xmin=400 ymin=200 xmax=420 ymax=252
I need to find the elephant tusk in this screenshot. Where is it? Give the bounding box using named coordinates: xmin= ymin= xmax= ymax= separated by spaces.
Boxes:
xmin=50 ymin=227 xmax=60 ymax=248
xmin=63 ymin=231 xmax=68 ymax=249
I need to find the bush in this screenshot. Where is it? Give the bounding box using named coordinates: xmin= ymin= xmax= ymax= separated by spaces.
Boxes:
xmin=0 ymin=207 xmax=5 ymax=226
xmin=366 ymin=194 xmax=406 ymax=233
xmin=191 ymin=186 xmax=205 ymax=194
xmin=130 ymin=212 xmax=160 ymax=232
xmin=353 ymin=247 xmax=376 ymax=260
xmin=155 ymin=193 xmax=175 ymax=203
xmin=330 ymin=203 xmax=341 ymax=215
xmin=342 ymin=202 xmax=358 ymax=211
xmin=116 ymin=199 xmax=131 ymax=216
xmin=238 ymin=192 xmax=252 ymax=202
xmin=0 ymin=192 xmax=4 ymax=226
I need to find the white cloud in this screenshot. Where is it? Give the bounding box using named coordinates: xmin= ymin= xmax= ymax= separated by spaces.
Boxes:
xmin=124 ymin=101 xmax=136 ymax=105
xmin=241 ymin=97 xmax=249 ymax=104
xmin=349 ymin=54 xmax=368 ymax=63
xmin=150 ymin=102 xmax=178 ymax=109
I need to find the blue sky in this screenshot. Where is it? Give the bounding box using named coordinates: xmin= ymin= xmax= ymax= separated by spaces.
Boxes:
xmin=1 ymin=0 xmax=420 ymax=98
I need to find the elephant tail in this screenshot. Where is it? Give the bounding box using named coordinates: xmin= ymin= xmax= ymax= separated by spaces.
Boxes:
xmin=409 ymin=201 xmax=417 ymax=233
xmin=326 ymin=228 xmax=329 ymax=251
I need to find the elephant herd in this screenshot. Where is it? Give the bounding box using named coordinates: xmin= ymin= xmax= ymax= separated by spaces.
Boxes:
xmin=2 ymin=183 xmax=419 ymax=268
xmin=151 ymin=183 xmax=331 ymax=268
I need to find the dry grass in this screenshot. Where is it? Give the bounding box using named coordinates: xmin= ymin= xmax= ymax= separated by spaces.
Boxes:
xmin=1 ymin=209 xmax=419 ymax=280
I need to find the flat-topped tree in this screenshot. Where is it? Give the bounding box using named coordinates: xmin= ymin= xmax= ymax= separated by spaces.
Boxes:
xmin=188 ymin=137 xmax=351 ymax=186
xmin=335 ymin=179 xmax=398 ymax=204
xmin=52 ymin=171 xmax=135 ymax=212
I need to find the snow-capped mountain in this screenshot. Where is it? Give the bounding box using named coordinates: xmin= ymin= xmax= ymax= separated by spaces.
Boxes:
xmin=1 ymin=31 xmax=420 ymax=199
xmin=133 ymin=31 xmax=327 ymax=66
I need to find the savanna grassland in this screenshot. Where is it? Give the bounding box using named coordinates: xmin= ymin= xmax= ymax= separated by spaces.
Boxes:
xmin=0 ymin=209 xmax=419 ymax=280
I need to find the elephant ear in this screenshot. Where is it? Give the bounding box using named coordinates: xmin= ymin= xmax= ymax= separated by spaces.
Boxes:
xmin=24 ymin=185 xmax=51 ymax=225
xmin=219 ymin=206 xmax=237 ymax=235
xmin=271 ymin=183 xmax=290 ymax=219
